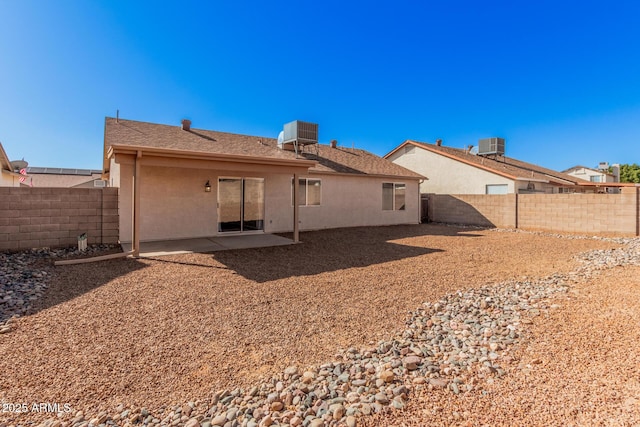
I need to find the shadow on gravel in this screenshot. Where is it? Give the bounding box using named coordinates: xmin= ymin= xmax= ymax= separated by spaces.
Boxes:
xmin=208 ymin=224 xmax=479 ymax=282
xmin=26 ymin=257 xmax=148 ymax=318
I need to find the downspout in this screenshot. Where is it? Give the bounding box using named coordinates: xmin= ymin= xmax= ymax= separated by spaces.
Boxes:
xmin=293 ymin=173 xmax=299 ymax=243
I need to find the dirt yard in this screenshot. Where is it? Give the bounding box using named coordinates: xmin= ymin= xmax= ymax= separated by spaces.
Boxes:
xmin=0 ymin=224 xmax=631 ymax=424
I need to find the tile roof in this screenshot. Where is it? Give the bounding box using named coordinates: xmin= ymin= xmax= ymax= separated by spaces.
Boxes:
xmin=391 ymin=140 xmax=582 ymax=185
xmin=104 ymin=118 xmax=423 ymax=179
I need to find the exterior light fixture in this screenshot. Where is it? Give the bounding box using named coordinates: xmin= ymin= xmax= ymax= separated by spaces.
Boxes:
xmin=205 ymin=180 xmax=211 ymax=192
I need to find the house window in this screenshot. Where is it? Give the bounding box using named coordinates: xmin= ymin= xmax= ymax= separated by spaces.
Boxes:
xmin=382 ymin=183 xmax=406 ymax=211
xmin=590 ymin=175 xmax=602 ymax=183
xmin=486 ymin=184 xmax=508 ymax=194
xmin=292 ymin=178 xmax=321 ymax=206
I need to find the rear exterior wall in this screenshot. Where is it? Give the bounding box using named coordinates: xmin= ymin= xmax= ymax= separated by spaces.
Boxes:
xmin=117 ymin=164 xmax=420 ymax=242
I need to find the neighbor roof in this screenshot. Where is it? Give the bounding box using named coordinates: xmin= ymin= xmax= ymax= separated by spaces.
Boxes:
xmin=27 ymin=167 xmax=102 ymax=176
xmin=104 ymin=118 xmax=424 ymax=180
xmin=386 ymin=140 xmax=584 ymax=186
xmin=0 ymin=142 xmax=14 ymax=173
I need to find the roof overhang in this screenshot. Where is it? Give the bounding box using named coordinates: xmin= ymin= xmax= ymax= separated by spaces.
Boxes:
xmin=573 ymin=182 xmax=640 ymax=188
xmin=107 ymin=144 xmax=317 ymax=172
xmin=514 ymin=177 xmax=549 ymax=183
xmin=308 ymin=169 xmax=426 ymax=181
xmin=0 ymin=142 xmax=15 ymax=173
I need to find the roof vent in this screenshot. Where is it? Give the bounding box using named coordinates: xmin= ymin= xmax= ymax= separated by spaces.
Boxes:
xmin=330 ymin=139 xmax=337 ymax=148
xmin=181 ymin=119 xmax=192 ymax=131
xmin=436 ymin=139 xmax=442 ymax=146
xmin=477 ymin=137 xmax=505 ymax=156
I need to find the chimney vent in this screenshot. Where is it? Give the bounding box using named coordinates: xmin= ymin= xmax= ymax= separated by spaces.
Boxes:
xmin=330 ymin=139 xmax=337 ymax=148
xmin=181 ymin=119 xmax=191 ymax=131
xmin=436 ymin=139 xmax=442 ymax=146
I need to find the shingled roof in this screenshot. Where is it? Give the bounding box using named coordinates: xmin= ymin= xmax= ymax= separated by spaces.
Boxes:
xmin=104 ymin=118 xmax=424 ymax=180
xmin=0 ymin=142 xmax=14 ymax=173
xmin=387 ymin=140 xmax=582 ymax=185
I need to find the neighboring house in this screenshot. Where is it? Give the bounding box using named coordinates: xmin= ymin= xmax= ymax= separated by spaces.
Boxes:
xmin=385 ymin=140 xmax=609 ymax=195
xmin=26 ymin=167 xmax=104 ymax=188
xmin=563 ymin=165 xmax=618 ymax=184
xmin=0 ymin=142 xmax=23 ymax=187
xmin=103 ymin=118 xmax=423 ymax=249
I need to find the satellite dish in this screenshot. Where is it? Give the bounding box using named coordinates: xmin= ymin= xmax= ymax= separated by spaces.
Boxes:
xmin=11 ymin=159 xmax=28 ymax=171
xmin=277 ymin=131 xmax=284 ymax=149
xmin=469 ymin=146 xmax=478 ymax=155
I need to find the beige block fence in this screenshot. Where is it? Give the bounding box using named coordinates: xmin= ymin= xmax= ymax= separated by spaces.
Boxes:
xmin=426 ymin=188 xmax=640 ymax=236
xmin=0 ymin=187 xmax=119 ymax=251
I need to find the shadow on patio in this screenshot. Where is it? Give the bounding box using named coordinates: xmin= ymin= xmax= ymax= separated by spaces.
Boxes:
xmin=201 ymin=224 xmax=483 ymax=282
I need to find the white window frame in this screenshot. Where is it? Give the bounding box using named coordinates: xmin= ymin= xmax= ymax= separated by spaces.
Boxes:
xmin=292 ymin=178 xmax=322 ymax=206
xmin=382 ymin=182 xmax=406 ymax=211
xmin=486 ymin=184 xmax=508 ymax=194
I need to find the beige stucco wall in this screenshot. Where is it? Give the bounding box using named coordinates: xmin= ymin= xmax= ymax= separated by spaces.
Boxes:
xmin=267 ymin=174 xmax=420 ymax=233
xmin=388 ymin=147 xmax=515 ymax=194
xmin=116 ymin=159 xmax=420 ymax=242
xmin=1 ymin=170 xmax=20 ymax=187
xmin=566 ymin=167 xmax=615 ymax=183
xmin=389 ymin=147 xmax=564 ymax=194
xmin=109 ymin=158 xmax=121 ymax=188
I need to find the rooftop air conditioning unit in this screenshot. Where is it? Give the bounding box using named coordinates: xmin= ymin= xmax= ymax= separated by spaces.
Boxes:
xmin=282 ymin=120 xmax=318 ymax=145
xmin=94 ymin=180 xmax=107 ymax=188
xmin=477 ymin=137 xmax=505 ymax=156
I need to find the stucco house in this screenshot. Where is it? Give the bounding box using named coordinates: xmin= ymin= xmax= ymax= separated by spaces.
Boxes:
xmin=25 ymin=167 xmax=104 ymax=188
xmin=563 ymin=165 xmax=618 ymax=184
xmin=385 ymin=139 xmax=606 ymax=195
xmin=0 ymin=142 xmax=23 ymax=187
xmin=103 ymin=118 xmax=423 ymax=252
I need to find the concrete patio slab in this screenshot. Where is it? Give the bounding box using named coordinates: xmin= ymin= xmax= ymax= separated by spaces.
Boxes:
xmin=121 ymin=234 xmax=295 ymax=257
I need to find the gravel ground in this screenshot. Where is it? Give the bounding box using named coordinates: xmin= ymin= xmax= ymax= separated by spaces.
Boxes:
xmin=0 ymin=224 xmax=629 ymax=426
xmin=362 ymin=266 xmax=640 ymax=427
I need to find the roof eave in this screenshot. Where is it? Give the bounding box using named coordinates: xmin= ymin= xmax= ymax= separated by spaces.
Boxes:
xmin=514 ymin=177 xmax=549 ymax=183
xmin=108 ymin=144 xmax=318 ymax=169
xmin=308 ymin=169 xmax=426 ymax=180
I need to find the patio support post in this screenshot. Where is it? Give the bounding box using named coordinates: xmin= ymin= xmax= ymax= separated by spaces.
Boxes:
xmin=293 ymin=173 xmax=299 ymax=243
xmin=133 ymin=150 xmax=142 ymax=256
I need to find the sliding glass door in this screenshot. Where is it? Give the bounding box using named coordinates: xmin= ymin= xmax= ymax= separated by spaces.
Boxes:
xmin=218 ymin=178 xmax=264 ymax=233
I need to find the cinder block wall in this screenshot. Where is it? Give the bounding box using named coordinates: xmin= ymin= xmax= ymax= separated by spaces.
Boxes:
xmin=428 ymin=189 xmax=640 ymax=236
xmin=428 ymin=194 xmax=516 ymax=228
xmin=0 ymin=187 xmax=119 ymax=251
xmin=518 ymin=192 xmax=637 ymax=235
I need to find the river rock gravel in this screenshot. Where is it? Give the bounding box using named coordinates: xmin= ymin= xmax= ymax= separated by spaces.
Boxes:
xmin=0 ymin=225 xmax=636 ymax=427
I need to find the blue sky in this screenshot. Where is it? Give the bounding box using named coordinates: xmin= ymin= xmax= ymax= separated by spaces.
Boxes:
xmin=1 ymin=0 xmax=638 ymax=171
